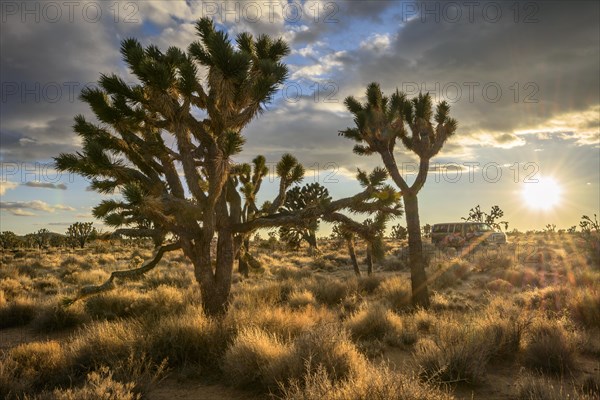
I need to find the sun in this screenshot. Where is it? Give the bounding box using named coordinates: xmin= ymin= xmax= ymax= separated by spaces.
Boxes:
xmin=521 ymin=177 xmax=562 ymax=210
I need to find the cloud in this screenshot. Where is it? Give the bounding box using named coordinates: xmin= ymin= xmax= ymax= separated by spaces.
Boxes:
xmin=23 ymin=181 xmax=67 ymax=190
xmin=0 ymin=181 xmax=18 ymax=196
xmin=0 ymin=200 xmax=75 ymax=214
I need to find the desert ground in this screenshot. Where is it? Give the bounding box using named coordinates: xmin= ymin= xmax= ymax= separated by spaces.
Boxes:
xmin=1 ymin=233 xmax=599 ymax=400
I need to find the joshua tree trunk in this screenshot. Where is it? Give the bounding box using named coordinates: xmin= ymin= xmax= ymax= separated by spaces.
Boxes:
xmin=307 ymin=231 xmax=318 ymax=252
xmin=366 ymin=244 xmax=373 ymax=275
xmin=238 ymin=236 xmax=250 ymax=278
xmin=403 ymin=193 xmax=430 ymax=308
xmin=347 ymin=238 xmax=360 ymax=276
xmin=190 ymin=231 xmax=235 ymax=316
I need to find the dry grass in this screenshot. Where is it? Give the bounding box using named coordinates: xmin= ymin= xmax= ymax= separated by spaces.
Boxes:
xmin=377 ymin=276 xmax=411 ymax=310
xmin=522 ymin=317 xmax=578 ymax=374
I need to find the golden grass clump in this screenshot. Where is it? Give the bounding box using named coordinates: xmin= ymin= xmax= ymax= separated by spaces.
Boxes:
xmin=568 ymin=287 xmax=600 ymax=328
xmin=145 ymin=306 xmax=226 ymax=371
xmin=0 ymin=296 xmax=37 ymax=328
xmin=287 ymin=289 xmax=317 ymax=309
xmin=376 ymin=276 xmax=411 ymax=310
xmin=413 ymin=318 xmax=490 ymax=384
xmin=522 ymin=317 xmax=578 ymax=374
xmin=0 ymin=341 xmax=70 ymax=398
xmin=345 ymin=302 xmax=405 ymax=345
xmin=222 ymin=327 xmax=295 ymax=390
xmin=280 ymin=363 xmax=455 ymax=400
xmin=47 ymin=367 xmax=140 ymax=400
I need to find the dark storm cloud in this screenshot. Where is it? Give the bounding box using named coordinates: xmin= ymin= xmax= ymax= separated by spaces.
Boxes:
xmin=346 ymin=1 xmax=600 ymax=143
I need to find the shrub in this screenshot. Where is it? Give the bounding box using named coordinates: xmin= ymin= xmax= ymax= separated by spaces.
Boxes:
xmin=48 ymin=367 xmax=140 ymax=400
xmin=515 ymin=373 xmax=596 ymax=400
xmin=0 ymin=341 xmax=70 ymax=398
xmin=291 ymin=324 xmax=367 ymax=383
xmin=486 ymin=278 xmax=513 ymax=292
xmin=280 ymin=363 xmax=454 ymax=400
xmin=357 ymin=275 xmax=383 ymax=294
xmin=222 ymin=327 xmax=294 ymax=390
xmin=83 ymin=289 xmax=145 ymax=320
xmin=145 ymin=307 xmax=226 ymax=372
xmin=569 ymin=288 xmax=600 ymax=328
xmin=33 ymin=301 xmax=89 ymax=332
xmin=0 ymin=296 xmax=37 ymax=328
xmin=345 ymin=303 xmax=404 ymax=345
xmin=413 ymin=319 xmax=490 ymax=384
xmin=377 ymin=277 xmax=411 ymax=311
xmin=68 ymin=320 xmax=144 ymax=374
xmin=310 ymin=278 xmax=351 ymax=306
xmin=523 ymin=318 xmax=577 ymax=374
xmin=475 ymin=250 xmax=513 ymax=271
xmin=288 ymin=290 xmax=317 ymax=309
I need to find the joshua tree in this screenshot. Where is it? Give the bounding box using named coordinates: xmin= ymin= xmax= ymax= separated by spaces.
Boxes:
xmin=279 ymin=182 xmax=331 ymax=253
xmin=55 ymin=19 xmax=392 ymax=316
xmin=340 ymin=83 xmax=458 ymax=307
xmin=0 ymin=231 xmax=19 ymax=250
xmin=462 ymin=205 xmax=508 ymax=231
xmin=390 ymin=224 xmax=408 ymax=240
xmin=66 ymin=222 xmax=95 ymax=249
xmin=33 ymin=229 xmax=50 ymax=249
xmin=331 ymin=224 xmax=360 ymax=276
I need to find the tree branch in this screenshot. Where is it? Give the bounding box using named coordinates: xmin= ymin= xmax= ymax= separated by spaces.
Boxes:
xmin=64 ymin=242 xmax=181 ymax=304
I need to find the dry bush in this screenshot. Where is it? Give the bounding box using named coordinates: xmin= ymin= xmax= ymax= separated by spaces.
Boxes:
xmin=0 ymin=341 xmax=70 ymax=398
xmin=65 ymin=269 xmax=110 ymax=286
xmin=430 ymin=259 xmax=472 ymax=289
xmin=356 ymin=275 xmax=383 ymax=294
xmin=500 ymin=267 xmax=540 ymax=288
xmin=144 ymin=267 xmax=193 ymax=289
xmin=474 ymin=250 xmax=513 ymax=271
xmin=33 ymin=300 xmax=89 ymax=332
xmin=345 ymin=302 xmax=406 ymax=345
xmin=569 ymin=288 xmax=600 ymax=328
xmin=222 ymin=327 xmax=295 ymax=390
xmin=486 ymin=278 xmax=514 ymax=292
xmin=290 ymin=324 xmax=367 ymax=383
xmin=287 ymin=289 xmax=317 ymax=309
xmin=142 ymin=284 xmax=187 ymax=318
xmin=68 ymin=319 xmax=144 ymax=374
xmin=412 ymin=308 xmax=436 ymax=333
xmin=32 ymin=276 xmax=62 ymax=295
xmin=272 ymin=266 xmax=312 ymax=281
xmin=310 ymin=277 xmax=353 ymax=306
xmin=45 ymin=367 xmax=140 ymax=400
xmin=280 ymin=363 xmax=454 ymax=400
xmin=83 ymin=289 xmax=145 ymax=320
xmin=0 ymin=277 xmax=28 ymax=298
xmin=526 ymin=286 xmax=570 ymax=314
xmin=515 ymin=373 xmax=596 ymax=400
xmin=476 ymin=300 xmax=526 ymax=360
xmin=413 ymin=319 xmax=490 ymax=384
xmin=146 ymin=306 xmax=227 ymax=372
xmin=377 ymin=276 xmax=411 ymax=311
xmin=228 ymin=305 xmax=335 ymax=341
xmin=0 ymin=296 xmax=37 ymax=328
xmin=523 ymin=318 xmax=578 ymax=374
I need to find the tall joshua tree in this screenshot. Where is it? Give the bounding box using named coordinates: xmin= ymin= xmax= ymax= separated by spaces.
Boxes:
xmin=55 ymin=19 xmax=391 ymax=316
xmin=340 ymin=83 xmax=457 ymax=307
xmin=66 ymin=222 xmax=95 ymax=249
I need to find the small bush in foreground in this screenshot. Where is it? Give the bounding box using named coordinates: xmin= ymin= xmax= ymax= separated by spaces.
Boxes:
xmin=377 ymin=277 xmax=411 ymax=311
xmin=523 ymin=318 xmax=578 ymax=374
xmin=222 ymin=327 xmax=294 ymax=390
xmin=0 ymin=296 xmax=37 ymax=328
xmin=280 ymin=363 xmax=454 ymax=400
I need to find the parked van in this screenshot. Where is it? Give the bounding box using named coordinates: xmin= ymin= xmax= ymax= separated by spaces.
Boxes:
xmin=431 ymin=222 xmax=507 ymax=247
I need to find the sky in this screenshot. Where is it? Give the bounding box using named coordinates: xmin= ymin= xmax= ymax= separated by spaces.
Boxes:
xmin=1 ymin=0 xmax=599 ymax=235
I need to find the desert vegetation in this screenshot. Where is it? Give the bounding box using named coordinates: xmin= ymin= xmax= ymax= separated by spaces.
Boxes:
xmin=0 ymin=229 xmax=599 ymax=399
xmin=1 ymin=14 xmax=599 ymax=400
